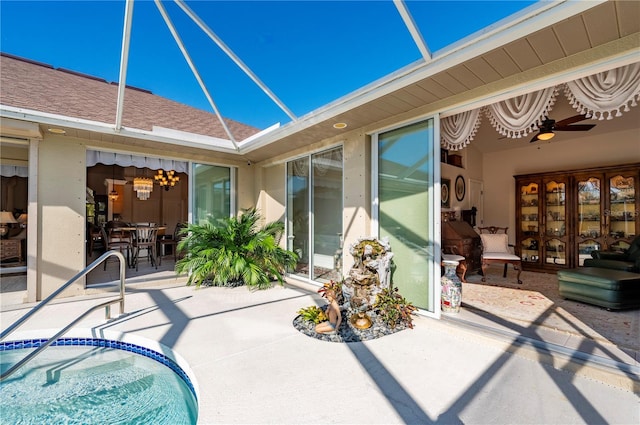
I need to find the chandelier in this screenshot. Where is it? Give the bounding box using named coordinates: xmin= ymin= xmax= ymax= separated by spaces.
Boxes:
xmin=155 ymin=169 xmax=180 ymax=191
xmin=133 ymin=177 xmax=154 ymax=200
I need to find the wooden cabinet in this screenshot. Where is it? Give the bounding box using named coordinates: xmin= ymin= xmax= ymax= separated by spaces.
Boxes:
xmin=442 ymin=220 xmax=481 ymax=273
xmin=1 ymin=239 xmax=22 ymax=263
xmin=516 ymin=164 xmax=639 ymax=272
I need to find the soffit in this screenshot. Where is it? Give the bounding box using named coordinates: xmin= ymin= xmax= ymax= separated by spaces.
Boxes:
xmin=245 ymin=0 xmax=639 ymax=163
xmin=47 ymin=126 xmax=246 ymax=165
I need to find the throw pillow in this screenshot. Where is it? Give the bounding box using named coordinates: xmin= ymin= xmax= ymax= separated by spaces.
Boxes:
xmin=481 ymin=233 xmax=510 ymax=253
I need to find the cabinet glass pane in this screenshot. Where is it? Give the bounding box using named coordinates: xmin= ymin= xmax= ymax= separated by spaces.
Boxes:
xmin=520 ymin=183 xmax=539 ymax=234
xmin=545 ymin=181 xmax=565 ymax=237
xmin=520 ymin=237 xmax=539 ymax=263
xmin=545 ymin=238 xmax=566 ymax=265
xmin=578 ymin=240 xmax=601 ymax=266
xmin=609 ymin=175 xmax=636 ymax=239
xmin=577 ymin=177 xmax=601 ymax=238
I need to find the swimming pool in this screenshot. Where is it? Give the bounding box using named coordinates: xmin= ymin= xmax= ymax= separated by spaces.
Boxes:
xmin=0 ymin=331 xmax=198 ymax=424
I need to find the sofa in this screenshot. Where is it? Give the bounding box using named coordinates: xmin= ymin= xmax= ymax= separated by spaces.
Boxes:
xmin=557 ymin=236 xmax=640 ymax=310
xmin=583 ymin=235 xmax=640 ymax=272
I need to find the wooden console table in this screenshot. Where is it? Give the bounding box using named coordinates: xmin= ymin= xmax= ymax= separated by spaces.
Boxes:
xmin=1 ymin=239 xmax=23 ymax=263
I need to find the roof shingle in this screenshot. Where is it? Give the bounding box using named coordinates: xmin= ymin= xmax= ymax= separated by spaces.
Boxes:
xmin=0 ymin=53 xmax=260 ymax=141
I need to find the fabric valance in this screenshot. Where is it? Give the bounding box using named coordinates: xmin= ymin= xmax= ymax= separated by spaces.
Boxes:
xmin=441 ymin=62 xmax=639 ymax=148
xmin=440 ymin=108 xmax=481 ymax=151
xmin=484 ymin=86 xmax=559 ymax=139
xmin=564 ymin=63 xmax=640 ymax=120
xmin=86 ymin=150 xmax=189 ymax=174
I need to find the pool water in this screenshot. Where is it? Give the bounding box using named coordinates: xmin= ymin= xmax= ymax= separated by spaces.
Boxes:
xmin=0 ymin=344 xmax=198 ymax=424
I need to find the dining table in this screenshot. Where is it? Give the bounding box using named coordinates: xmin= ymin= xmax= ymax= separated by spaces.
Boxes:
xmin=108 ymin=225 xmax=166 ymax=269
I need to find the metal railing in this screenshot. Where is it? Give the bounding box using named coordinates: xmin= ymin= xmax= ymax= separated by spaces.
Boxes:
xmin=0 ymin=250 xmax=127 ymax=381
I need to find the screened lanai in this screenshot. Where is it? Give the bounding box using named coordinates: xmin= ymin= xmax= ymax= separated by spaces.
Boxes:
xmin=1 ymin=1 xmax=638 ymax=311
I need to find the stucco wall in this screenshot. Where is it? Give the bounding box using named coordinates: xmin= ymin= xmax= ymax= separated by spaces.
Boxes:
xmin=482 ymin=127 xmax=640 ymax=242
xmin=38 ymin=136 xmax=87 ymax=299
xmin=441 ymin=143 xmax=483 ymax=214
xmin=259 ymin=163 xmax=286 ymax=228
xmin=342 ymin=133 xmax=371 ymax=273
xmin=237 ymin=162 xmax=255 ymax=212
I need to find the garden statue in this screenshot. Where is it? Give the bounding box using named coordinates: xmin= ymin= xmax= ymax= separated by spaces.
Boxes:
xmin=343 ymin=237 xmax=394 ymax=329
xmin=315 ymin=289 xmax=342 ymax=334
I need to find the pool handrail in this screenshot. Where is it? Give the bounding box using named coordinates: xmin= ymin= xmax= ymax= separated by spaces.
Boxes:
xmin=0 ymin=250 xmax=127 ymax=381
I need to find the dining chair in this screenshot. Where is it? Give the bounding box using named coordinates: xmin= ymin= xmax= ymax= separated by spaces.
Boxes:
xmin=158 ymin=223 xmax=187 ymax=266
xmin=101 ymin=226 xmax=132 ymax=270
xmin=132 ymin=225 xmax=159 ymax=271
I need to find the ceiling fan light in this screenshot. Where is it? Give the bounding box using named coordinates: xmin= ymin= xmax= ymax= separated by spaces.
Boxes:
xmin=537 ymin=131 xmax=555 ymax=141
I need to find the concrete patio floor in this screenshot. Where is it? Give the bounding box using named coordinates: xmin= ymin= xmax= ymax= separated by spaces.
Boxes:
xmin=1 ymin=272 xmax=638 ymax=424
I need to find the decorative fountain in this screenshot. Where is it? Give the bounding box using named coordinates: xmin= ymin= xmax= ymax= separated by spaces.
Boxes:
xmin=293 ymin=236 xmax=415 ymax=342
xmin=342 ymin=237 xmax=394 ymax=329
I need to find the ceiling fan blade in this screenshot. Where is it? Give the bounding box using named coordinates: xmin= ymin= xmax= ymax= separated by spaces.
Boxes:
xmin=556 ymin=124 xmax=596 ymax=131
xmin=555 ymin=114 xmax=588 ymax=127
xmin=529 ymin=133 xmax=541 ymax=143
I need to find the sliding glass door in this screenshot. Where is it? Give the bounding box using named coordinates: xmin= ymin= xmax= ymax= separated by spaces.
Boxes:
xmin=286 ymin=146 xmax=343 ymax=282
xmin=192 ymin=163 xmax=232 ymax=224
xmin=376 ymin=119 xmax=436 ymax=311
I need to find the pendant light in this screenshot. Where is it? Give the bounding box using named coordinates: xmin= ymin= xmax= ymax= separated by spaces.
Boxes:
xmin=108 ymin=165 xmax=119 ymax=201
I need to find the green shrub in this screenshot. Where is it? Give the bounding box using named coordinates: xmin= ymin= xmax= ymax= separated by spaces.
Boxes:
xmin=175 ymin=208 xmax=298 ymax=289
xmin=297 ymin=306 xmax=327 ymax=324
xmin=374 ymin=287 xmax=418 ymax=329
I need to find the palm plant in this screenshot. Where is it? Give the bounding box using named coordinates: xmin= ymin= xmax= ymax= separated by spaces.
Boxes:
xmin=175 ymin=208 xmax=298 ymax=289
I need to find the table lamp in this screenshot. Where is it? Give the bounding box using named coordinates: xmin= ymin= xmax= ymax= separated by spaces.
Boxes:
xmin=0 ymin=211 xmax=17 ymax=238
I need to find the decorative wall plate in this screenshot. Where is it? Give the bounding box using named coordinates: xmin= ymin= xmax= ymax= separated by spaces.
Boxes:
xmin=455 ymin=175 xmax=465 ymax=202
xmin=441 ymin=179 xmax=450 ymax=208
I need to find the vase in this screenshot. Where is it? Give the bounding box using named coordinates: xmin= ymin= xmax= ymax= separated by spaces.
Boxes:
xmin=441 ymin=260 xmax=462 ymax=314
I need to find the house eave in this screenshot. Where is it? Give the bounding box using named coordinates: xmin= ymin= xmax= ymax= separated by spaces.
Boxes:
xmin=0 ymin=106 xmax=240 ymax=154
xmin=238 ymin=0 xmax=606 ymax=153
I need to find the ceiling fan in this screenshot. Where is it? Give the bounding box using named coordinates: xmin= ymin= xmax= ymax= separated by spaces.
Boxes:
xmin=530 ymin=114 xmax=596 ymax=143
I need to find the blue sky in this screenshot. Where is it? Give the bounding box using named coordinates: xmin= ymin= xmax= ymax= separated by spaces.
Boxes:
xmin=1 ymin=1 xmax=536 ymax=129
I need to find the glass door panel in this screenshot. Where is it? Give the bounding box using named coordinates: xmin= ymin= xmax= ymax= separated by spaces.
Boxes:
xmin=577 ymin=176 xmax=603 ymax=266
xmin=544 ymin=180 xmax=567 ymax=267
xmin=578 ymin=240 xmax=601 ymax=265
xmin=519 ymin=182 xmax=540 ymax=264
xmin=192 ymin=163 xmax=231 ymax=225
xmin=287 ymin=157 xmax=310 ymax=277
xmin=378 ymin=119 xmax=434 ymax=311
xmin=545 ymin=238 xmax=566 ymax=265
xmin=312 ymin=147 xmax=343 ymax=281
xmin=577 ymin=177 xmax=601 ymax=237
xmin=609 ymin=175 xmax=636 ymax=242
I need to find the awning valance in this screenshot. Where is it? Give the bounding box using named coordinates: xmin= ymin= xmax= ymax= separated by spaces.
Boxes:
xmin=86 ymin=150 xmax=189 ymax=174
xmin=0 ymin=165 xmax=28 ymax=178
